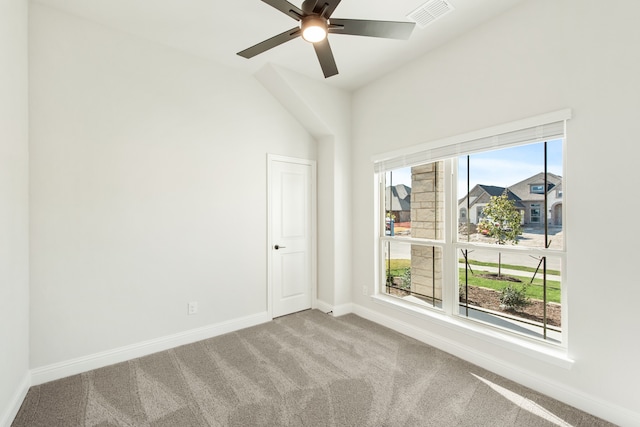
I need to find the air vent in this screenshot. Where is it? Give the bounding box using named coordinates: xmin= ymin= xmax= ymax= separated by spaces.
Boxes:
xmin=407 ymin=0 xmax=455 ymax=29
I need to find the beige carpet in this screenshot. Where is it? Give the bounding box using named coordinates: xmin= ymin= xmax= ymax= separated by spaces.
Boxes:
xmin=13 ymin=310 xmax=614 ymax=426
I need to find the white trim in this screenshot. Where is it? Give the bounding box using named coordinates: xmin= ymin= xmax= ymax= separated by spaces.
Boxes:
xmin=1 ymin=372 xmax=31 ymax=427
xmin=352 ymin=303 xmax=639 ymax=427
xmin=314 ymin=299 xmax=334 ymax=314
xmin=267 ymin=154 xmax=317 ymax=320
xmin=561 ymin=121 xmax=570 ymax=347
xmin=443 ymin=160 xmax=457 ymax=317
xmin=331 ymin=303 xmax=354 ymax=317
xmin=267 ymin=155 xmax=274 ymax=319
xmin=30 ymin=311 xmax=270 ymax=386
xmin=374 ymin=112 xmax=569 ymax=346
xmin=367 ymin=294 xmax=571 ymax=368
xmin=372 ymin=109 xmax=572 ymax=164
xmin=313 ymin=300 xmax=354 ymax=317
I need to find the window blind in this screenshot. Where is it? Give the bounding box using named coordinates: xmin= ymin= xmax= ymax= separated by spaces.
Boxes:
xmin=373 ymin=112 xmax=569 ymax=173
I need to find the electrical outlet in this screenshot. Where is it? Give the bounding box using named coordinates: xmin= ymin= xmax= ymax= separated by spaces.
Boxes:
xmin=363 ymin=285 xmax=368 ymax=296
xmin=188 ymin=301 xmax=198 ymax=315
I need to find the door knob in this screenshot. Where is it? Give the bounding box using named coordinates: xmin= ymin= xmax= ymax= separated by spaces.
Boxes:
xmin=274 ymin=244 xmax=286 ymax=250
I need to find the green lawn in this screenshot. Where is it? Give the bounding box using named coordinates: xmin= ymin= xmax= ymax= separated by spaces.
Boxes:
xmin=460 ymin=268 xmax=560 ymax=303
xmin=385 ymin=259 xmax=410 ymax=277
xmin=385 ymin=258 xmax=560 ymax=303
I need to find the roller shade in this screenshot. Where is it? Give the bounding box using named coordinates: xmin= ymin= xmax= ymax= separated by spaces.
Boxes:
xmin=373 ymin=111 xmax=569 ymax=173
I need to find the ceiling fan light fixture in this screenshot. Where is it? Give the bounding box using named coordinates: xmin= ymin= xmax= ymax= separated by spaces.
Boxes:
xmin=238 ymin=0 xmax=417 ymax=79
xmin=301 ymin=16 xmax=328 ymax=43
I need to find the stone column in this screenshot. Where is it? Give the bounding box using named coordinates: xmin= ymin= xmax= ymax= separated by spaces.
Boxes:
xmin=410 ymin=162 xmax=444 ymax=303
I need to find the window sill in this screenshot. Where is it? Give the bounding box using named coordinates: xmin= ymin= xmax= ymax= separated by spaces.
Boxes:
xmin=370 ymin=294 xmax=574 ymax=370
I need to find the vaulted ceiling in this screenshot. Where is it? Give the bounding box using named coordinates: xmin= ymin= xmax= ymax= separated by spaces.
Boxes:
xmin=33 ymin=0 xmax=525 ymax=90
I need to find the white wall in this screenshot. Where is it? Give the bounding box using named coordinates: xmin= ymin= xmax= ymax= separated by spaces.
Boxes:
xmin=19 ymin=0 xmax=640 ymax=424
xmin=351 ymin=0 xmax=640 ymax=424
xmin=0 ymin=0 xmax=30 ymax=424
xmin=29 ymin=4 xmax=316 ymax=369
xmin=254 ymin=65 xmax=352 ymax=313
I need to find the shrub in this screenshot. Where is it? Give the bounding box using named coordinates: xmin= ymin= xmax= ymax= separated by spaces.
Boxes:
xmin=401 ymin=267 xmax=411 ymax=290
xmin=386 ymin=274 xmax=394 ymax=286
xmin=499 ymin=284 xmax=531 ymax=311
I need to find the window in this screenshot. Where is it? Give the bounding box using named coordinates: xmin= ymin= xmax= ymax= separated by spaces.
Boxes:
xmin=530 ymin=184 xmax=545 ymax=194
xmin=375 ymin=112 xmax=568 ymax=345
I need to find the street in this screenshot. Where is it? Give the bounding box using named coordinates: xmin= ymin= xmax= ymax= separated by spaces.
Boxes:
xmin=385 ymin=228 xmax=563 ymax=271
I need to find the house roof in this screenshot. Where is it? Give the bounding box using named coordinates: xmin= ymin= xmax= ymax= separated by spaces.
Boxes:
xmin=394 ymin=184 xmax=411 ymax=201
xmin=507 ymin=172 xmax=562 ymax=201
xmin=385 ymin=184 xmax=411 ymax=211
xmin=459 ymin=173 xmax=563 ymax=209
xmin=459 ymin=184 xmax=524 ymax=209
xmin=478 ymin=185 xmax=508 ymax=197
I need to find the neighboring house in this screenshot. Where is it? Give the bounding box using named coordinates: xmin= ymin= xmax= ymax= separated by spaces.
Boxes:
xmin=458 ymin=173 xmax=562 ymax=227
xmin=507 ymin=172 xmax=563 ymax=227
xmin=458 ymin=184 xmax=524 ymax=225
xmin=385 ymin=184 xmax=411 ymax=223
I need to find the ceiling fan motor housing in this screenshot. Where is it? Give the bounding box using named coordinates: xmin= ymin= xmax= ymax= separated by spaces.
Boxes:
xmin=237 ymin=0 xmax=416 ymax=78
xmin=301 ymin=0 xmax=320 ymax=15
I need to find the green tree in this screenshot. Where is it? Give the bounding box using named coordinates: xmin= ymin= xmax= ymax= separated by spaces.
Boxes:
xmin=477 ymin=193 xmax=523 ymax=277
xmin=477 ymin=193 xmax=523 ymax=245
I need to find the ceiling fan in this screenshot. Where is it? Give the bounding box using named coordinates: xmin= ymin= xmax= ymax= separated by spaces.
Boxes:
xmin=237 ymin=0 xmax=416 ymax=78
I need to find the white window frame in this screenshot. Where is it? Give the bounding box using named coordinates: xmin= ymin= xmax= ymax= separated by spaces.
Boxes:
xmin=371 ymin=110 xmax=572 ymax=365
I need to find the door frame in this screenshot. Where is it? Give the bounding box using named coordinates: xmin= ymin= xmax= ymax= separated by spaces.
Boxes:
xmin=267 ymin=154 xmax=317 ymax=319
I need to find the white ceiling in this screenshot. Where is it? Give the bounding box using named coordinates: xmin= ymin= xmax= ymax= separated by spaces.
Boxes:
xmin=32 ymin=0 xmax=525 ymax=91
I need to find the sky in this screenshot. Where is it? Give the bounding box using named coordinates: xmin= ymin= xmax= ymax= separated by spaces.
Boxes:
xmin=386 ymin=140 xmax=563 ymax=197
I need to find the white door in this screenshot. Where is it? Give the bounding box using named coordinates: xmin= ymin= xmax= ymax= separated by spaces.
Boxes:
xmin=269 ymin=155 xmax=315 ymax=318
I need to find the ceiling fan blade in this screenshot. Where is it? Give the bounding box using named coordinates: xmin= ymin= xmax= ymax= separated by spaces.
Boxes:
xmin=237 ymin=27 xmax=301 ymax=59
xmin=313 ymin=38 xmax=338 ymax=78
xmin=329 ymin=18 xmax=416 ymax=39
xmin=261 ymin=0 xmax=304 ymax=20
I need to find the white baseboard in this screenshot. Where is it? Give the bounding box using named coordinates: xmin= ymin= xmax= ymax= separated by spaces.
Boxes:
xmin=1 ymin=372 xmax=31 ymax=427
xmin=331 ymin=303 xmax=354 ymax=317
xmin=352 ymin=303 xmax=640 ymax=427
xmin=313 ymin=299 xmax=334 ymax=314
xmin=313 ymin=300 xmax=353 ymax=317
xmin=31 ymin=311 xmax=271 ymax=386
